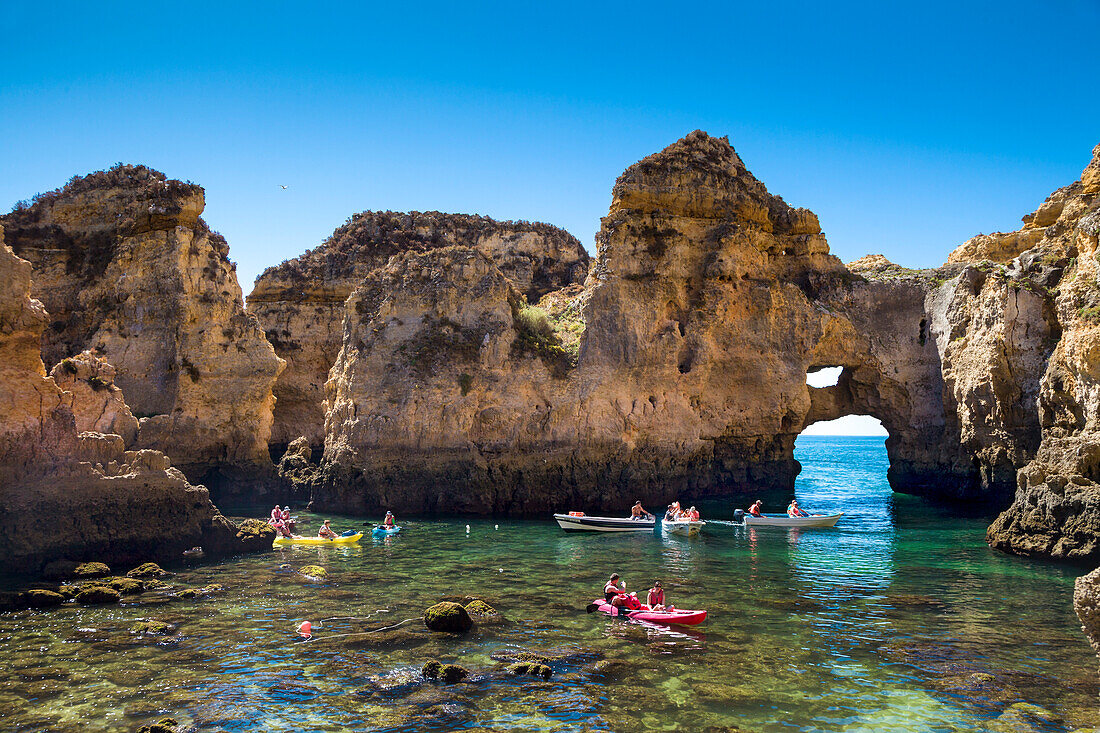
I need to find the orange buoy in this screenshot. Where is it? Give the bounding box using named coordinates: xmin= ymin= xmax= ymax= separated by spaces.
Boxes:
xmin=296 ymin=620 xmax=312 ymax=638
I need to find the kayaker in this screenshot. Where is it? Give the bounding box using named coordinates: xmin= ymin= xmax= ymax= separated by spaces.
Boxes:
xmin=748 ymin=499 xmax=763 ymax=517
xmin=604 ymin=573 xmax=629 ymax=612
xmin=269 ymin=504 xmax=282 ymax=525
xmin=318 ymin=520 xmax=338 ymax=539
xmin=382 ymin=511 xmax=395 ymax=529
xmin=787 ymin=500 xmax=809 ymax=518
xmin=646 ymin=580 xmax=666 ymax=611
xmin=631 ymin=501 xmax=653 ymax=520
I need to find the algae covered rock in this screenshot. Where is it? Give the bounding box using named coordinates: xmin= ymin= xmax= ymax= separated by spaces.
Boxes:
xmin=75 ymin=585 xmax=121 ymax=604
xmin=298 ymin=565 xmax=327 ymax=580
xmin=127 ymin=563 xmax=166 ymax=579
xmin=137 ymin=717 xmax=180 ymax=733
xmin=131 ymin=620 xmax=176 ymax=636
xmin=424 ymin=602 xmax=472 ymax=632
xmin=421 ymin=660 xmax=442 ymax=679
xmin=107 ymin=577 xmax=145 ymax=595
xmin=236 ymin=518 xmax=277 ymax=552
xmin=73 ymin=562 xmax=111 ymax=579
xmin=464 ymin=599 xmax=498 ymax=617
xmin=20 ymin=589 xmax=65 ymax=608
xmin=989 ymin=702 xmax=1065 ymax=732
xmin=506 ymin=662 xmax=552 ymax=679
xmin=41 ymin=560 xmax=79 ymax=581
xmin=439 ymin=664 xmax=468 ymax=684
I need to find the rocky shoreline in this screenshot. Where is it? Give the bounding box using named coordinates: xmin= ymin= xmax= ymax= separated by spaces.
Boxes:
xmin=1 ymin=133 xmax=1099 ymax=578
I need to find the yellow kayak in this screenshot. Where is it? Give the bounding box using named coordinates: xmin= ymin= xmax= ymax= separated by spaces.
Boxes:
xmin=273 ymin=532 xmax=363 ymax=545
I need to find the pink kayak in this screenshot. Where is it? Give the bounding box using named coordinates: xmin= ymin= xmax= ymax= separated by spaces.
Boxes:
xmin=591 ymin=598 xmax=707 ymax=626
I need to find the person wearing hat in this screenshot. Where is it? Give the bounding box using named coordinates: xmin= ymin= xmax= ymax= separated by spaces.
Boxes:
xmin=280 ymin=506 xmax=296 ymax=534
xmin=748 ymin=499 xmax=763 ymax=517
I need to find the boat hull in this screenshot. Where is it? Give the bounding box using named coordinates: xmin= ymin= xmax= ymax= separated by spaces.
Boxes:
xmin=743 ymin=513 xmax=843 ymax=528
xmin=591 ymin=598 xmax=706 ymax=626
xmin=273 ymin=532 xmax=363 ymax=545
xmin=554 ymin=514 xmax=655 ymax=532
xmin=663 ymin=519 xmax=705 ymax=536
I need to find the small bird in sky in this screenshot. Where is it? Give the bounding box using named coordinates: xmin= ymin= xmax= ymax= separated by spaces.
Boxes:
xmin=279 ymin=185 xmax=288 ymax=190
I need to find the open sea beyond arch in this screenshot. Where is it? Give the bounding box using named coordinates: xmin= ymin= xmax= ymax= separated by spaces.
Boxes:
xmin=1 ymin=435 xmax=1097 ymax=731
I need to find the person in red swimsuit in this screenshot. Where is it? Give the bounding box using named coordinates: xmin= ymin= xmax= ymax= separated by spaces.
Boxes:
xmin=748 ymin=500 xmax=763 ymax=517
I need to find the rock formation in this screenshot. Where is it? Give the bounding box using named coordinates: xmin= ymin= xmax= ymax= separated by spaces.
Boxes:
xmin=311 ymin=131 xmax=987 ymax=514
xmin=986 ymin=145 xmax=1100 ymax=562
xmin=49 ymin=350 xmax=140 ymax=445
xmin=1 ymin=165 xmax=285 ymax=498
xmin=249 ymin=211 xmax=589 ymax=451
xmin=0 ymin=224 xmax=265 ymax=573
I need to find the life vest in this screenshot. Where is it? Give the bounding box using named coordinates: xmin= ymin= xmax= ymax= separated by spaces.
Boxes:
xmin=648 ymin=588 xmax=664 ymax=606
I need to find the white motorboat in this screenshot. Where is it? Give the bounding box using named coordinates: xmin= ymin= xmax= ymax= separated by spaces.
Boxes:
xmin=663 ymin=519 xmax=705 ymax=536
xmin=553 ymin=513 xmax=656 ymax=532
xmin=742 ymin=513 xmax=843 ymax=528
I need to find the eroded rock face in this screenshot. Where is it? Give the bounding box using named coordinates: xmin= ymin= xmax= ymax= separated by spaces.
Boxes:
xmin=986 ymin=145 xmax=1100 ymax=562
xmin=49 ymin=351 xmax=140 ymax=446
xmin=249 ymin=211 xmax=588 ymax=451
xmin=1074 ymin=567 xmax=1100 ymax=675
xmin=1 ymin=165 xmax=285 ymax=498
xmin=0 ymin=226 xmax=262 ymax=573
xmin=313 ymin=131 xmax=957 ymax=514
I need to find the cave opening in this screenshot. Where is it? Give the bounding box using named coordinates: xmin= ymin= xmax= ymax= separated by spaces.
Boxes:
xmin=806 ymin=365 xmax=843 ymax=388
xmin=794 ymin=414 xmax=890 ymax=518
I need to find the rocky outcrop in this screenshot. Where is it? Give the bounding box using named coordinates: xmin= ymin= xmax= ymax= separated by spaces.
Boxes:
xmin=249 ymin=211 xmax=588 ymax=451
xmin=1074 ymin=567 xmax=1100 ymax=675
xmin=0 ymin=225 xmax=265 ymax=574
xmin=49 ymin=350 xmax=140 ymax=445
xmin=986 ymin=145 xmax=1100 ymax=561
xmin=313 ymin=131 xmax=978 ymax=514
xmin=1 ymin=165 xmax=285 ymax=498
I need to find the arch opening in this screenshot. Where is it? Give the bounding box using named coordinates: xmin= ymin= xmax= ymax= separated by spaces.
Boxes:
xmin=806 ymin=366 xmax=844 ymax=388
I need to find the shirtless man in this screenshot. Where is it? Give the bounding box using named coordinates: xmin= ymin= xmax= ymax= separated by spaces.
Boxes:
xmin=630 ymin=501 xmax=653 ymax=520
xmin=318 ymin=519 xmax=338 ymax=539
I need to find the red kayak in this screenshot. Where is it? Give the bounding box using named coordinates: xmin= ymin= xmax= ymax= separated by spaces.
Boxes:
xmin=591 ymin=598 xmax=707 ymax=626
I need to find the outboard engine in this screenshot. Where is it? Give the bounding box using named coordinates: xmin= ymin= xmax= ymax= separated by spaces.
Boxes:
xmin=733 ymin=509 xmax=745 ymax=524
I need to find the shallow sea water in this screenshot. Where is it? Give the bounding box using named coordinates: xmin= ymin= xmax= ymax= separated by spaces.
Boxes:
xmin=1 ymin=435 xmax=1098 ymax=732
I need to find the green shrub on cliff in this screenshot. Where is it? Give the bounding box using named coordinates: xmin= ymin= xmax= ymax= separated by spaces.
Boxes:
xmin=511 ymin=303 xmax=573 ymax=377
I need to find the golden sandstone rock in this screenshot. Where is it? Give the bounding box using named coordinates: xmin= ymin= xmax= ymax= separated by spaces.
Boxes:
xmin=1 ymin=166 xmax=284 ymax=499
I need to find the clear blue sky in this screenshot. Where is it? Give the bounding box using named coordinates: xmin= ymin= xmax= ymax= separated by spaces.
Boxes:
xmin=2 ymin=1 xmax=1097 ymax=434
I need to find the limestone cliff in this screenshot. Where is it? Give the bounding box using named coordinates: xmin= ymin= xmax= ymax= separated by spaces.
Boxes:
xmin=311 ymin=131 xmax=964 ymax=514
xmin=49 ymin=350 xmax=140 ymax=446
xmin=986 ymin=145 xmax=1100 ymax=562
xmin=0 ymin=225 xmax=266 ymax=573
xmin=1 ymin=165 xmax=285 ymax=498
xmin=249 ymin=211 xmax=588 ymax=451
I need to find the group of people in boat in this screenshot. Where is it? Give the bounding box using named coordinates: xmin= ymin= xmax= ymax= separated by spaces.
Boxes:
xmin=267 ymin=505 xmax=397 ymax=539
xmin=664 ymin=501 xmax=700 ymax=521
xmin=746 ymin=498 xmax=812 ymax=517
xmin=603 ymin=573 xmax=670 ymax=614
xmin=629 ymin=500 xmax=701 ymax=521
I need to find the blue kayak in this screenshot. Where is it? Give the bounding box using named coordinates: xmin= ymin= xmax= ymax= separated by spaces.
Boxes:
xmin=372 ymin=525 xmax=401 ymax=536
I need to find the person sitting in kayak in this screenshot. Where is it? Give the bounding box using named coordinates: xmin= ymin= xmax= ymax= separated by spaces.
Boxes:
xmin=687 ymin=506 xmax=700 ymax=521
xmin=382 ymin=511 xmax=395 ymax=529
xmin=604 ymin=573 xmax=630 ymax=613
xmin=787 ymin=500 xmax=809 ymax=518
xmin=269 ymin=504 xmax=283 ymax=525
xmin=318 ymin=519 xmax=338 ymax=539
xmin=748 ymin=499 xmax=763 ymax=517
xmin=647 ymin=580 xmax=666 ymax=611
xmin=631 ymin=501 xmax=653 ymax=520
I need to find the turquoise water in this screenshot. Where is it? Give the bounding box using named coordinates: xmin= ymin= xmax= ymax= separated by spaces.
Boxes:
xmin=0 ymin=435 xmax=1097 ymax=731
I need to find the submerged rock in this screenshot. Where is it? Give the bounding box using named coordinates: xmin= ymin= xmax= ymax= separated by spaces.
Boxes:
xmin=127 ymin=563 xmax=167 ymax=578
xmin=424 ymin=602 xmax=473 ymax=633
xmin=506 ymin=662 xmax=552 ymax=679
xmin=74 ymin=585 xmax=121 ymax=605
xmin=19 ymin=589 xmax=64 ymax=608
xmin=106 ymin=577 xmax=145 ymax=595
xmin=988 ymin=702 xmax=1065 ymax=732
xmin=131 ymin=620 xmax=176 ymax=636
xmin=298 ymin=565 xmax=327 ymax=580
xmin=136 ymin=717 xmax=180 ymax=733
